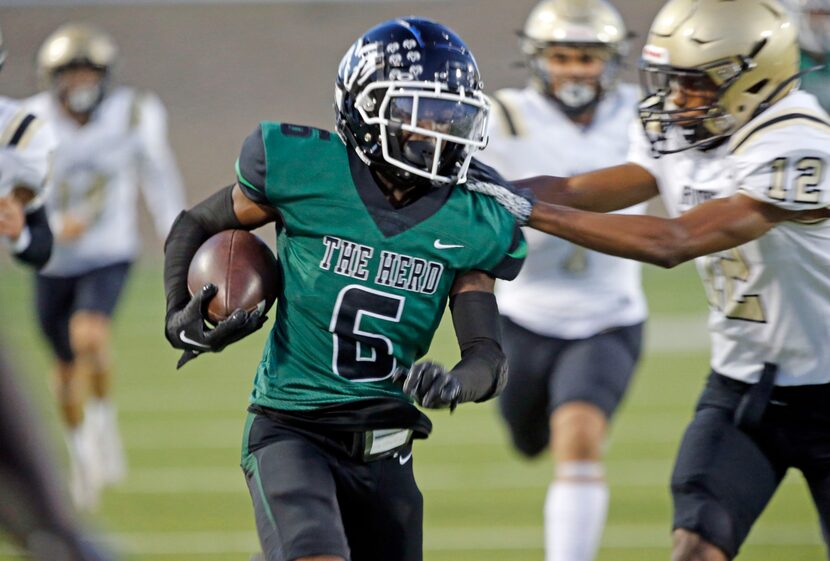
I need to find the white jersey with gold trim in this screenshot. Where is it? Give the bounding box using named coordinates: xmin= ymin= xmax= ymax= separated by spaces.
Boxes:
xmin=0 ymin=95 xmax=54 ymax=209
xmin=628 ymin=90 xmax=830 ymax=386
xmin=478 ymin=84 xmax=648 ymax=339
xmin=24 ymin=86 xmax=185 ymax=276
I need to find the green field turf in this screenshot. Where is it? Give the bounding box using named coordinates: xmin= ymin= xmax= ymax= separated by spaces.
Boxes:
xmin=0 ymin=261 xmax=824 ymax=561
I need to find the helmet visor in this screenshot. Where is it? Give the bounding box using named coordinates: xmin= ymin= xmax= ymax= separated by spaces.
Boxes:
xmin=387 ymin=95 xmax=487 ymax=144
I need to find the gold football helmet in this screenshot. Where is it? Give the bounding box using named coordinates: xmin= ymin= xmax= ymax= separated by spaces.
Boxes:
xmin=520 ymin=0 xmax=629 ymax=111
xmin=36 ymin=23 xmax=118 ymax=83
xmin=639 ymin=0 xmax=799 ymax=154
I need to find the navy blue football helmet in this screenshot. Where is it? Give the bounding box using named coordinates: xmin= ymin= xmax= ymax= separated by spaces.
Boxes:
xmin=335 ymin=17 xmax=490 ymax=186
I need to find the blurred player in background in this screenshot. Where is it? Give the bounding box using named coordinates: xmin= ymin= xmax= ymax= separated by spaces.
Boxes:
xmin=0 ymin=29 xmax=53 ymax=269
xmin=164 ymin=17 xmax=525 ymax=561
xmin=0 ymin=26 xmax=117 ymax=561
xmin=476 ymin=1 xmax=645 ymax=560
xmin=474 ymin=0 xmax=830 ymax=558
xmin=784 ymin=0 xmax=830 ymax=110
xmin=25 ymin=22 xmax=186 ymax=511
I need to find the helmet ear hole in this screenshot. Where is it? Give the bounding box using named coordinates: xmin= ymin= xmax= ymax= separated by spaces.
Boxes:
xmin=746 ymin=79 xmax=768 ymax=95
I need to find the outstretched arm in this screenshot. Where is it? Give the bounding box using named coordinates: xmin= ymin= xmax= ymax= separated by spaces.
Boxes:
xmin=394 ymin=270 xmax=507 ymax=409
xmin=516 ymin=163 xmax=660 ymax=213
xmin=526 ymin=193 xmax=821 ymax=268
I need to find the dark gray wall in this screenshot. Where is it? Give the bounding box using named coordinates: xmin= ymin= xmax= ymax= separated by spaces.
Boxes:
xmin=0 ymin=0 xmax=664 ymax=205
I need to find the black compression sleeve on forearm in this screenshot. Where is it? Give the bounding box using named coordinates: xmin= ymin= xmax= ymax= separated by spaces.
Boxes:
xmin=14 ymin=206 xmax=52 ymax=269
xmin=448 ymin=291 xmax=508 ymax=403
xmin=163 ymin=185 xmax=244 ymax=315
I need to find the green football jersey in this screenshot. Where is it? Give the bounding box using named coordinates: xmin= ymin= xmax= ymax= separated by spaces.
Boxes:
xmin=236 ymin=122 xmax=525 ymax=412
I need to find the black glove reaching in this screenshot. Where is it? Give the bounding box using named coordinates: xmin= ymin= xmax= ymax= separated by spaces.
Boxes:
xmin=393 ymin=361 xmax=461 ymax=411
xmin=165 ymin=283 xmax=268 ymax=369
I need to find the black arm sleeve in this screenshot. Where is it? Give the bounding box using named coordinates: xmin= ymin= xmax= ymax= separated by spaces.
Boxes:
xmin=14 ymin=205 xmax=52 ymax=270
xmin=448 ymin=291 xmax=507 ymax=404
xmin=163 ymin=185 xmax=244 ymax=315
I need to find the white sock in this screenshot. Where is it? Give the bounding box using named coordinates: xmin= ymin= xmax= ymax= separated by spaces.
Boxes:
xmin=64 ymin=424 xmax=100 ymax=511
xmin=87 ymin=398 xmax=126 ymax=484
xmin=64 ymin=425 xmax=88 ymax=467
xmin=545 ymin=462 xmax=609 ymax=561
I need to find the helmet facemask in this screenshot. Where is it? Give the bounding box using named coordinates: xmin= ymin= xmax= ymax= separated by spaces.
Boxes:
xmin=354 ymin=80 xmax=489 ymax=185
xmin=638 ymin=61 xmax=740 ymax=154
xmin=524 ymin=41 xmax=622 ymax=116
xmin=52 ymin=62 xmax=109 ymax=114
xmin=638 ymin=0 xmax=801 ymax=157
xmin=335 ymin=18 xmax=490 ymax=188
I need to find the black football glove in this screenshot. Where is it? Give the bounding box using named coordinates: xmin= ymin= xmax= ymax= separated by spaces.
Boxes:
xmin=164 ymin=283 xmax=268 ymax=369
xmin=393 ymin=361 xmax=461 ymax=411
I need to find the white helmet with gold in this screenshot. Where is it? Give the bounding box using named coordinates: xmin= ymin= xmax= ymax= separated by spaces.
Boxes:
xmin=639 ymin=0 xmax=799 ymax=154
xmin=36 ymin=23 xmax=118 ymax=113
xmin=519 ymin=0 xmax=629 ymax=113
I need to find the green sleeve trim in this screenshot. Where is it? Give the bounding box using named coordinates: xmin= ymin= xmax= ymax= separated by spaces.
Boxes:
xmin=235 ymin=159 xmax=264 ymax=193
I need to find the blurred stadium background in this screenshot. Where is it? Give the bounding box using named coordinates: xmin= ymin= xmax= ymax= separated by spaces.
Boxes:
xmin=0 ymin=1 xmax=825 ymax=560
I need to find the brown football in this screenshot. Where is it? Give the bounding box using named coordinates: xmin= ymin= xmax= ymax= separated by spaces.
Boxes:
xmin=187 ymin=230 xmax=279 ymax=325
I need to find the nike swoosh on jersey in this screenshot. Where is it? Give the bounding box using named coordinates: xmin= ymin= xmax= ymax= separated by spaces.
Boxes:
xmin=434 ymin=240 xmax=464 ymax=249
xmin=398 ymin=451 xmax=413 ymax=465
xmin=179 ymin=330 xmax=211 ymax=349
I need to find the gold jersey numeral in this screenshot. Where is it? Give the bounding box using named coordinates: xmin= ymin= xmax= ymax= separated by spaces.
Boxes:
xmin=702 ymin=248 xmax=766 ymax=323
xmin=766 ymin=156 xmax=825 ymax=204
xmin=561 ymin=245 xmax=588 ymax=274
xmin=56 ymin=172 xmax=109 ymax=224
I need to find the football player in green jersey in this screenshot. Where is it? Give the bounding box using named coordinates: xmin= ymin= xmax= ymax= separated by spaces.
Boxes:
xmin=163 ymin=18 xmax=526 ymax=561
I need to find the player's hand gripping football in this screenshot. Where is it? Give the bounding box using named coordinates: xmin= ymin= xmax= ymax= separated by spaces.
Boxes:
xmin=393 ymin=361 xmax=461 ymax=411
xmin=165 ymin=283 xmax=268 ymax=369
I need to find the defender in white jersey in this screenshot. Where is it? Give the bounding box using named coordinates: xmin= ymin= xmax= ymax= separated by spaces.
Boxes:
xmin=0 ymin=96 xmax=54 ymax=268
xmin=476 ymin=2 xmax=644 ymax=561
xmin=0 ymin=28 xmax=119 ymax=561
xmin=471 ymin=0 xmax=830 ymax=559
xmin=24 ymin=23 xmax=185 ymax=511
